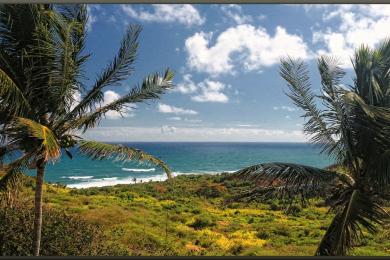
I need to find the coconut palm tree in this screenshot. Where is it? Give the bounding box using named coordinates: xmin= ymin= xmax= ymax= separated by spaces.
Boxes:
xmin=0 ymin=4 xmax=173 ymax=256
xmin=233 ymin=42 xmax=390 ymax=255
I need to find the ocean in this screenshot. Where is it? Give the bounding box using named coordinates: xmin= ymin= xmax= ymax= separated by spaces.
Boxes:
xmin=33 ymin=142 xmax=333 ymax=189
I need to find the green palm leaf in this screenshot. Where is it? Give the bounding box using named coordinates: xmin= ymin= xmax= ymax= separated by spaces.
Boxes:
xmin=234 ymin=162 xmax=351 ymax=202
xmin=316 ymin=189 xmax=389 ymax=255
xmin=0 ymin=67 xmax=30 ymax=117
xmin=78 ymin=140 xmax=172 ymax=179
xmin=280 ymin=57 xmax=341 ymax=158
xmin=12 ymin=118 xmax=61 ymax=162
xmin=70 ymin=24 xmax=141 ymax=116
xmin=73 ymin=69 xmax=174 ymax=132
xmin=0 ymin=152 xmax=32 ymax=192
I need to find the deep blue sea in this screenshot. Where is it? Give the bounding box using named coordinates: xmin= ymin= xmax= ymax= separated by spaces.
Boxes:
xmin=33 ymin=142 xmax=333 ymax=189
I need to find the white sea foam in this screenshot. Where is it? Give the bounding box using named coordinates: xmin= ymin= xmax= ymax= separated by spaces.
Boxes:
xmin=122 ymin=168 xmax=155 ymax=172
xmin=66 ymin=170 xmax=237 ymax=189
xmin=67 ymin=174 xmax=167 ymax=189
xmin=62 ymin=176 xmax=94 ymax=180
xmin=101 ymin=177 xmax=118 ymax=180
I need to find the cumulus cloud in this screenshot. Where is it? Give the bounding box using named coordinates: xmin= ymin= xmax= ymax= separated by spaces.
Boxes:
xmin=312 ymin=5 xmax=390 ymax=67
xmin=221 ymin=4 xmax=253 ymax=25
xmin=161 ymin=125 xmax=177 ymax=134
xmin=273 ymin=106 xmax=298 ymax=112
xmin=103 ymin=90 xmax=135 ymax=119
xmin=86 ymin=5 xmax=100 ymax=31
xmin=174 ymin=74 xmax=198 ymax=94
xmin=121 ymin=4 xmax=205 ymax=26
xmin=175 ymin=75 xmax=230 ymax=103
xmin=71 ymin=91 xmax=82 ymax=111
xmin=158 ymin=103 xmax=198 ymax=115
xmin=70 ymin=90 xmax=135 ymax=119
xmin=167 ymin=117 xmax=202 ymax=124
xmin=168 ymin=116 xmax=182 ymax=121
xmin=82 ymin=126 xmax=307 ymax=142
xmin=191 ymin=80 xmax=229 ymax=103
xmin=185 ymin=24 xmax=310 ymax=76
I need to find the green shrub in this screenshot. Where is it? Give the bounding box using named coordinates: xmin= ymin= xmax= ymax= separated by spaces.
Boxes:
xmin=273 ymin=227 xmax=290 ymax=237
xmin=269 ymin=202 xmax=281 ymax=211
xmin=0 ymin=205 xmax=127 ymax=256
xmin=227 ymin=202 xmax=240 ymax=209
xmin=196 ymin=183 xmax=227 ymax=198
xmin=256 ymin=230 xmax=270 ymax=239
xmin=190 ymin=208 xmax=201 ymax=214
xmin=285 ymin=204 xmax=302 ymax=216
xmin=188 ymin=214 xmax=215 ymax=230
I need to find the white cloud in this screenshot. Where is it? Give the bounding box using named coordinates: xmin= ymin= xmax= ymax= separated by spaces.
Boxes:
xmin=71 ymin=91 xmax=81 ymax=111
xmin=301 ymin=4 xmax=331 ymax=12
xmin=273 ymin=106 xmax=298 ymax=112
xmin=71 ymin=90 xmax=135 ymax=119
xmin=103 ymin=90 xmax=135 ymax=119
xmin=161 ymin=125 xmax=177 ymax=134
xmin=175 ymin=76 xmax=230 ymax=103
xmin=185 ymin=24 xmax=311 ymax=76
xmin=82 ymin=126 xmax=307 ymax=142
xmin=184 ymin=118 xmax=202 ymax=123
xmin=257 ymin=14 xmax=267 ymax=21
xmin=158 ymin=103 xmax=198 ymax=115
xmin=121 ymin=4 xmax=205 ymax=26
xmin=174 ymin=74 xmax=198 ymax=94
xmin=312 ymin=5 xmax=390 ymax=67
xmin=221 ymin=4 xmax=253 ymax=25
xmin=86 ymin=5 xmax=100 ymax=31
xmin=191 ymin=80 xmax=229 ymax=103
xmin=168 ymin=116 xmax=182 ymax=121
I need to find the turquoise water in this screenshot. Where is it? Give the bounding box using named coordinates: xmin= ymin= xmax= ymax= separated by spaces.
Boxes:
xmin=36 ymin=142 xmax=333 ymax=188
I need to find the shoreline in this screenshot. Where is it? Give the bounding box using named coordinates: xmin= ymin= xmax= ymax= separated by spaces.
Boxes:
xmin=65 ymin=171 xmax=237 ymax=189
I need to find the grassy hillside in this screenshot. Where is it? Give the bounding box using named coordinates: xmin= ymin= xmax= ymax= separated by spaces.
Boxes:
xmin=1 ymin=173 xmax=389 ymax=256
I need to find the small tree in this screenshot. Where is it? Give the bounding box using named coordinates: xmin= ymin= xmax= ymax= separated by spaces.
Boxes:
xmin=0 ymin=4 xmax=173 ymax=255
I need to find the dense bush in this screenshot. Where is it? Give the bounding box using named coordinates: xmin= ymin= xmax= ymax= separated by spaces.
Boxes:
xmin=256 ymin=230 xmax=270 ymax=239
xmin=285 ymin=204 xmax=302 ymax=216
xmin=0 ymin=205 xmax=127 ymax=256
xmin=188 ymin=214 xmax=216 ymax=230
xmin=196 ymin=182 xmax=227 ymax=198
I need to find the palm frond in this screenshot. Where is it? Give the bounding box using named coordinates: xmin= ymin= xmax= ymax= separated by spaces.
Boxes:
xmin=233 ymin=162 xmax=351 ymax=202
xmin=12 ymin=118 xmax=60 ymax=162
xmin=316 ymin=189 xmax=389 ymax=255
xmin=374 ymin=38 xmax=390 ymax=106
xmin=318 ymin=56 xmax=346 ymax=99
xmin=317 ymin=56 xmax=350 ymax=161
xmin=69 ymin=24 xmax=141 ymax=117
xmin=0 ymin=67 xmax=30 ymax=117
xmin=343 ymin=92 xmax=390 ymax=160
xmin=367 ymin=150 xmax=390 ymax=191
xmin=280 ymin=57 xmax=341 ymax=158
xmin=73 ymin=69 xmax=174 ymax=132
xmin=0 ymin=152 xmax=32 ymax=192
xmin=78 ymin=140 xmax=172 ymax=179
xmin=352 ymin=45 xmax=384 ymax=106
xmin=50 ymin=5 xmax=89 ymax=118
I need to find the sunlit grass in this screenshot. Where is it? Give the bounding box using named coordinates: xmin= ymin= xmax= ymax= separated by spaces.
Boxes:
xmin=4 ymin=173 xmax=389 ymax=256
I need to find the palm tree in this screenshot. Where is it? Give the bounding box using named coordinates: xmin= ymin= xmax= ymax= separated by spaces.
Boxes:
xmin=233 ymin=42 xmax=390 ymax=255
xmin=0 ymin=4 xmax=173 ymax=256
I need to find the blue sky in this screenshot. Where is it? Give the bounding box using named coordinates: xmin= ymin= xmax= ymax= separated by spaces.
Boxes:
xmin=80 ymin=4 xmax=389 ymax=142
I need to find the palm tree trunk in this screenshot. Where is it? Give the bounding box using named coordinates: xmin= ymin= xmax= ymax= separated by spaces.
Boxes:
xmin=33 ymin=159 xmax=45 ymax=256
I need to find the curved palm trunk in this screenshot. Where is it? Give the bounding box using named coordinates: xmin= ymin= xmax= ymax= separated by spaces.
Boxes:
xmin=33 ymin=160 xmax=45 ymax=256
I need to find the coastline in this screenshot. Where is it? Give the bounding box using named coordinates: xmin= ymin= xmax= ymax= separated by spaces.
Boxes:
xmin=65 ymin=171 xmax=237 ymax=189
